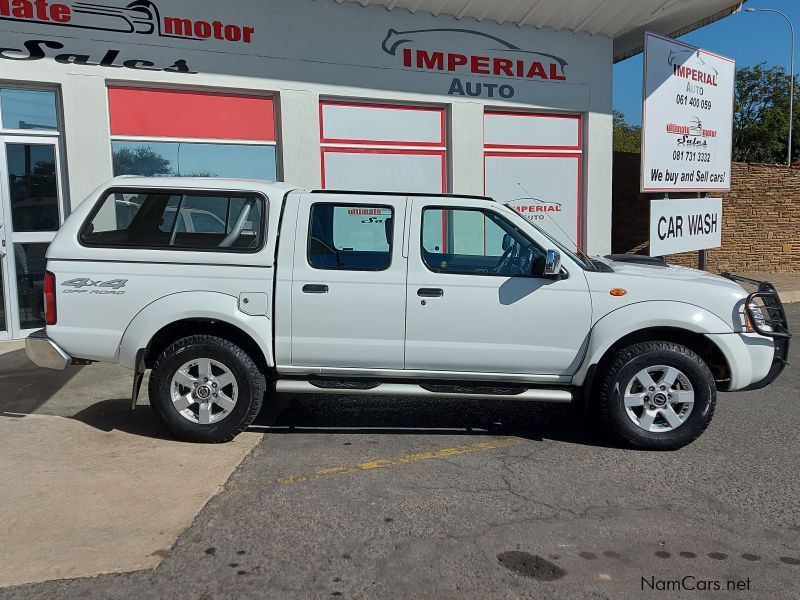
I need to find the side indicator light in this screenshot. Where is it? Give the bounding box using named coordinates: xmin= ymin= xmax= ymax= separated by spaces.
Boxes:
xmin=610 ymin=288 xmax=627 ymax=297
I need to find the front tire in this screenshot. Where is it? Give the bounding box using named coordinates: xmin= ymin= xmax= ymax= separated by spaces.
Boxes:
xmin=149 ymin=335 xmax=265 ymax=443
xmin=598 ymin=341 xmax=716 ymax=450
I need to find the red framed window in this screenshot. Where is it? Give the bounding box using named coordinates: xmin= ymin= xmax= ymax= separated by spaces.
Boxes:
xmin=319 ymin=100 xmax=447 ymax=193
xmin=107 ymin=86 xmax=278 ymax=180
xmin=484 ymin=111 xmax=583 ymax=248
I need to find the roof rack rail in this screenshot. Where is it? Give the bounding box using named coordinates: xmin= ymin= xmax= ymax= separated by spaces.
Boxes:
xmin=310 ymin=189 xmax=494 ymax=201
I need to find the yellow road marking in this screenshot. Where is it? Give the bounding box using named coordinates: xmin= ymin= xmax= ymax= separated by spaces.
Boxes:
xmin=274 ymin=438 xmax=521 ymax=486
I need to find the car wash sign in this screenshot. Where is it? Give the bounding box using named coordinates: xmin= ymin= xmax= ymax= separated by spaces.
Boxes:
xmin=650 ymin=197 xmax=722 ymax=256
xmin=641 ymin=32 xmax=735 ymax=192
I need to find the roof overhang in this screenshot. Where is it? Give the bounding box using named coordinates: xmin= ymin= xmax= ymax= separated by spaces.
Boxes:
xmin=337 ymin=0 xmax=745 ymax=62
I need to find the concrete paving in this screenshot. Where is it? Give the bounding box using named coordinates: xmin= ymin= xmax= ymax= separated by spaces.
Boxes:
xmin=0 ymin=351 xmax=261 ymax=588
xmin=744 ymin=272 xmax=800 ymax=303
xmin=1 ymin=305 xmax=797 ymax=599
xmin=0 ymin=341 xmax=24 ymax=356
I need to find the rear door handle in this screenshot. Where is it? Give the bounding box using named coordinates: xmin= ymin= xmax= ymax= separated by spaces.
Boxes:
xmin=417 ymin=288 xmax=443 ymax=298
xmin=302 ymin=284 xmax=329 ymax=294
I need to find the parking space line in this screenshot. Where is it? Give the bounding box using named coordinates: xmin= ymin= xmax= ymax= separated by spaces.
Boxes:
xmin=274 ymin=438 xmax=521 ymax=486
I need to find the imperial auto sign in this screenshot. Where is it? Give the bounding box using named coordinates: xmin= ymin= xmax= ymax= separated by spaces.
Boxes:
xmin=640 ymin=32 xmax=735 ymax=192
xmin=381 ymin=27 xmax=569 ymax=100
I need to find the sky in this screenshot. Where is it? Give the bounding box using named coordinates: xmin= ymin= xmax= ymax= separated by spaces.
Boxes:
xmin=613 ymin=0 xmax=800 ymax=125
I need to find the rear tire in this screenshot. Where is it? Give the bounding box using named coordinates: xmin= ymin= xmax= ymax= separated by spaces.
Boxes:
xmin=149 ymin=335 xmax=265 ymax=443
xmin=598 ymin=341 xmax=715 ymax=450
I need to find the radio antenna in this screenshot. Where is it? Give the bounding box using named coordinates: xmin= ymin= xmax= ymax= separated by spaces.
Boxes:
xmin=510 ymin=182 xmax=596 ymax=270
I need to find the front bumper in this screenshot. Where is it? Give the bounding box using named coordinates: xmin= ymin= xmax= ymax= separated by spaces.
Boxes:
xmin=26 ymin=329 xmax=72 ymax=370
xmin=741 ymin=333 xmax=789 ymax=391
xmin=718 ymin=273 xmax=791 ymax=391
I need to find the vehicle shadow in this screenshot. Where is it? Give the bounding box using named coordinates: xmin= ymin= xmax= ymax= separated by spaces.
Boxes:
xmin=64 ymin=389 xmax=619 ymax=450
xmin=70 ymin=398 xmax=177 ymax=441
xmin=0 ymin=349 xmax=85 ymax=417
xmin=250 ymin=393 xmax=620 ymax=449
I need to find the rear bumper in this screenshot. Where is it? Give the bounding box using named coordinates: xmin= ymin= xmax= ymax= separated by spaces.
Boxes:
xmin=25 ymin=329 xmax=72 ymax=370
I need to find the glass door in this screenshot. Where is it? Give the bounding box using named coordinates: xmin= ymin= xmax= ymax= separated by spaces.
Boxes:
xmin=0 ymin=195 xmax=10 ymax=341
xmin=0 ymin=86 xmax=63 ymax=340
xmin=0 ymin=137 xmax=64 ymax=337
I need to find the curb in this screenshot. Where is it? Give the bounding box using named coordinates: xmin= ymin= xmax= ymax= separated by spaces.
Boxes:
xmin=781 ymin=291 xmax=800 ymax=304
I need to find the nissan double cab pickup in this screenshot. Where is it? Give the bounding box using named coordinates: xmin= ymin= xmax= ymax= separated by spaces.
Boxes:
xmin=27 ymin=178 xmax=791 ymax=450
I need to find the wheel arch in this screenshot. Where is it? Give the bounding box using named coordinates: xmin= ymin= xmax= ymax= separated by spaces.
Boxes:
xmin=574 ymin=301 xmax=735 ymax=403
xmin=144 ymin=319 xmax=270 ymax=374
xmin=593 ymin=326 xmax=730 ymax=385
xmin=576 ymin=326 xmax=731 ymax=417
xmin=117 ymin=291 xmax=274 ymax=371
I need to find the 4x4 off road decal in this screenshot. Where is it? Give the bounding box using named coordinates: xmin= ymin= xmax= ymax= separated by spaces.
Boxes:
xmin=62 ymin=278 xmax=128 ymax=295
xmin=382 ymin=27 xmax=569 ymax=100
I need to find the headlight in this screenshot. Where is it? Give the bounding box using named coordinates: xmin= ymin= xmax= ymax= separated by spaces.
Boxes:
xmin=745 ymin=303 xmax=773 ymax=333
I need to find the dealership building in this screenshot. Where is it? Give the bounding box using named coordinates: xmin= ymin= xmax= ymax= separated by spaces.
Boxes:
xmin=0 ymin=0 xmax=740 ymax=339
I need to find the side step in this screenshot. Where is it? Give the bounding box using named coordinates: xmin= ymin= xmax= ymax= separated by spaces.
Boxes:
xmin=274 ymin=380 xmax=572 ymax=403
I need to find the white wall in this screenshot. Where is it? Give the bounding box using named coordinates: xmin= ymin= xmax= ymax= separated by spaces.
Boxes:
xmin=0 ymin=0 xmax=613 ymax=252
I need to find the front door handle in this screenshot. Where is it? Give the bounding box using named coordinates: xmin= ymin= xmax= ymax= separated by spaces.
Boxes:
xmin=302 ymin=284 xmax=329 ymax=294
xmin=417 ymin=288 xmax=443 ymax=298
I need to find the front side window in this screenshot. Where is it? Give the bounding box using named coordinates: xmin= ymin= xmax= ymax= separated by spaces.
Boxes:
xmin=308 ymin=203 xmax=393 ymax=271
xmin=81 ymin=190 xmax=265 ymax=251
xmin=421 ymin=208 xmax=545 ymax=277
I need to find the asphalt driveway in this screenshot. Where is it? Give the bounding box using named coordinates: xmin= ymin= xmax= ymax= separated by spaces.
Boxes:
xmin=1 ymin=305 xmax=799 ymax=599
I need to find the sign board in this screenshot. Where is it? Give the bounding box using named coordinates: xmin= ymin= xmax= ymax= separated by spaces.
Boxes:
xmin=0 ymin=0 xmax=606 ymax=107
xmin=641 ymin=32 xmax=735 ymax=192
xmin=649 ymin=197 xmax=722 ymax=256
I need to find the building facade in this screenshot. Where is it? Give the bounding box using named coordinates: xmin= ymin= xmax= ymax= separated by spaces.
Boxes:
xmin=0 ymin=0 xmax=613 ymax=339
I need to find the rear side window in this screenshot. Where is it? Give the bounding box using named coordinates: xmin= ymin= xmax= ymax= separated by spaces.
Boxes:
xmin=80 ymin=190 xmax=265 ymax=251
xmin=308 ymin=203 xmax=393 ymax=271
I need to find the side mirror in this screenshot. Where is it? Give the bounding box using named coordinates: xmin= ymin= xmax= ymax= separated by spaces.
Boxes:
xmin=544 ymin=249 xmax=561 ymax=277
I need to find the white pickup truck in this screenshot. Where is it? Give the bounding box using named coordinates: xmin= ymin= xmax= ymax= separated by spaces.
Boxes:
xmin=26 ymin=177 xmax=790 ymax=449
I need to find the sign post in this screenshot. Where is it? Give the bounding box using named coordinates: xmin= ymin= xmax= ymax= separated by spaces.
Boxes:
xmin=640 ymin=32 xmax=735 ymax=266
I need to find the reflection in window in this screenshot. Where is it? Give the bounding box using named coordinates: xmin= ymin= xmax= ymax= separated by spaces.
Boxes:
xmin=112 ymin=141 xmax=277 ymax=180
xmin=6 ymin=144 xmax=60 ymax=232
xmin=0 ymin=89 xmax=58 ymax=131
xmin=82 ymin=192 xmax=265 ymax=251
xmin=14 ymin=243 xmax=49 ymax=330
xmin=112 ymin=142 xmax=178 ymax=177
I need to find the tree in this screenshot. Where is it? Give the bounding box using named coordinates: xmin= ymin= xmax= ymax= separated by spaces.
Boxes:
xmin=733 ymin=62 xmax=799 ymax=163
xmin=112 ymin=146 xmax=174 ymax=177
xmin=613 ymin=109 xmax=642 ymax=152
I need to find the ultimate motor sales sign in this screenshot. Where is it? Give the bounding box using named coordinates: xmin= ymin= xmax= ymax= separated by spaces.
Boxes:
xmin=641 ymin=32 xmax=735 ymax=192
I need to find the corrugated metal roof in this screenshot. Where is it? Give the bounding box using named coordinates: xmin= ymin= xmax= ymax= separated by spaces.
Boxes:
xmin=336 ymin=0 xmax=744 ymax=61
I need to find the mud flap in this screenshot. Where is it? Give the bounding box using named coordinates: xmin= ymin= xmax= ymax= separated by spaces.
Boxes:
xmin=131 ymin=349 xmax=146 ymax=411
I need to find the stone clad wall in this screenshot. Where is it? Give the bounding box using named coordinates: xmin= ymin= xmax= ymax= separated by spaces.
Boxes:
xmin=612 ymin=152 xmax=800 ymax=273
